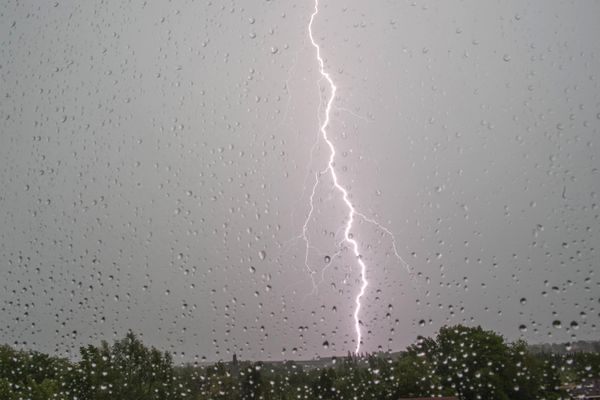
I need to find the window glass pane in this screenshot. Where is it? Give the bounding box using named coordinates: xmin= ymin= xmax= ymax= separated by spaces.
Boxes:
xmin=1 ymin=1 xmax=598 ymax=398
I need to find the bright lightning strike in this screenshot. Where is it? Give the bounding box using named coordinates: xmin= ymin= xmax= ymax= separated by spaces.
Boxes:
xmin=307 ymin=0 xmax=368 ymax=355
xmin=299 ymin=0 xmax=416 ymax=355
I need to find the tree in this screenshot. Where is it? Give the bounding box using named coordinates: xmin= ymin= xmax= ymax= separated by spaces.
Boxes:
xmin=404 ymin=325 xmax=556 ymax=400
xmin=199 ymin=361 xmax=239 ymax=400
xmin=241 ymin=362 xmax=264 ymax=399
xmin=393 ymin=350 xmax=443 ymax=398
xmin=0 ymin=344 xmax=73 ymax=399
xmin=312 ymin=367 xmax=336 ymax=399
xmin=78 ymin=331 xmax=180 ymax=400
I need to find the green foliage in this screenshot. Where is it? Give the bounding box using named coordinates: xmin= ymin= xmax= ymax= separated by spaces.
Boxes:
xmin=405 ymin=325 xmax=568 ymax=400
xmin=312 ymin=367 xmax=336 ymax=399
xmin=0 ymin=326 xmax=591 ymax=399
xmin=78 ymin=332 xmax=180 ymax=399
xmin=199 ymin=361 xmax=239 ymax=399
xmin=240 ymin=363 xmax=263 ymax=399
xmin=392 ymin=349 xmax=442 ymax=397
xmin=0 ymin=343 xmax=76 ymax=399
xmin=566 ymin=352 xmax=600 ymax=380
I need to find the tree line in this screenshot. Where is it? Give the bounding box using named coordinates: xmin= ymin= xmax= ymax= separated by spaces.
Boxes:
xmin=0 ymin=325 xmax=598 ymax=399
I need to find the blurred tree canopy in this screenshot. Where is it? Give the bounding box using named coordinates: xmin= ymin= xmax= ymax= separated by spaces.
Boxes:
xmin=0 ymin=325 xmax=596 ymax=399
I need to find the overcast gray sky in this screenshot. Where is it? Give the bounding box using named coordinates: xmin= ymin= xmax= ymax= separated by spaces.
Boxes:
xmin=1 ymin=0 xmax=599 ymax=363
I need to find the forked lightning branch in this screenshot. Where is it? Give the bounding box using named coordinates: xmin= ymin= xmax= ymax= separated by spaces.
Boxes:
xmin=301 ymin=0 xmax=412 ymax=355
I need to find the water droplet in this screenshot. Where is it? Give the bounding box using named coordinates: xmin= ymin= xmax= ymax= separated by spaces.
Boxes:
xmin=570 ymin=321 xmax=579 ymax=330
xmin=258 ymin=250 xmax=266 ymax=260
xmin=552 ymin=320 xmax=562 ymax=329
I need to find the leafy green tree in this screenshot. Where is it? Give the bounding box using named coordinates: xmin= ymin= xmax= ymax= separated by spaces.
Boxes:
xmin=312 ymin=367 xmax=336 ymax=399
xmin=0 ymin=343 xmax=74 ymax=399
xmin=570 ymin=352 xmax=600 ymax=380
xmin=0 ymin=327 xmax=593 ymax=399
xmin=241 ymin=362 xmax=264 ymax=399
xmin=392 ymin=350 xmax=443 ymax=398
xmin=401 ymin=325 xmax=567 ymax=400
xmin=0 ymin=377 xmax=17 ymax=400
xmin=78 ymin=331 xmax=180 ymax=400
xmin=30 ymin=378 xmax=60 ymax=400
xmin=78 ymin=340 xmax=114 ymax=399
xmin=199 ymin=361 xmax=239 ymax=400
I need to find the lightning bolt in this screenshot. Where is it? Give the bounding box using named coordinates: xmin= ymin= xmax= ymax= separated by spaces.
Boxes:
xmin=306 ymin=0 xmax=368 ymax=355
xmin=297 ymin=0 xmax=416 ymax=355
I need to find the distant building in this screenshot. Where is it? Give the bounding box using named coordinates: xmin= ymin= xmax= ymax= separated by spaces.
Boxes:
xmin=398 ymin=397 xmax=458 ymax=400
xmin=231 ymin=353 xmax=240 ymax=378
xmin=567 ymin=378 xmax=600 ymax=399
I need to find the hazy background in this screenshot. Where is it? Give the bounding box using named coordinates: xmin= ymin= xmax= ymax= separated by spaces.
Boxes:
xmin=1 ymin=0 xmax=598 ymax=363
